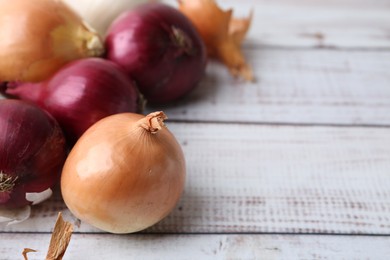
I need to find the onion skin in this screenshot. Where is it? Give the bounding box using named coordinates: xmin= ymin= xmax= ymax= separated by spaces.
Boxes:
xmin=0 ymin=0 xmax=104 ymax=82
xmin=178 ymin=0 xmax=254 ymax=81
xmin=6 ymin=58 xmax=141 ymax=145
xmin=105 ymin=3 xmax=207 ymax=103
xmin=0 ymin=99 xmax=67 ymax=208
xmin=61 ymin=111 xmax=186 ymax=233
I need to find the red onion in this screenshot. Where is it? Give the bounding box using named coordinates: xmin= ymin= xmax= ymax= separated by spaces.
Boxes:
xmin=0 ymin=82 xmax=6 ymax=96
xmin=6 ymin=58 xmax=141 ymax=145
xmin=0 ymin=99 xmax=67 ymax=209
xmin=105 ymin=3 xmax=207 ymax=104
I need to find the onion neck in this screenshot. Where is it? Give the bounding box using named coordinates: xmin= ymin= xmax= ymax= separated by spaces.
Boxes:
xmin=171 ymin=26 xmax=195 ymax=57
xmin=81 ymin=22 xmax=105 ymax=57
xmin=138 ymin=111 xmax=168 ymax=134
xmin=5 ymin=81 xmax=42 ymax=104
xmin=50 ymin=18 xmax=105 ymax=59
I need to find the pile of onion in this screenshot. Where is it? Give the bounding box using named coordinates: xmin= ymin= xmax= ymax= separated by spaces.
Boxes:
xmin=0 ymin=99 xmax=67 ymax=223
xmin=0 ymin=1 xmax=207 ymax=232
xmin=5 ymin=58 xmax=141 ymax=145
xmin=61 ymin=111 xmax=185 ymax=233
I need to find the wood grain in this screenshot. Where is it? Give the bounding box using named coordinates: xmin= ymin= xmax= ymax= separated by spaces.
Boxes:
xmin=163 ymin=0 xmax=390 ymax=48
xmin=147 ymin=49 xmax=390 ymax=126
xmin=1 ymin=0 xmax=389 ymax=258
xmin=1 ymin=123 xmax=389 ymax=234
xmin=2 ymin=233 xmax=390 ymax=260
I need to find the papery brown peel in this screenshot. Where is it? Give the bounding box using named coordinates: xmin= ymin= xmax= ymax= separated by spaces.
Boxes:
xmin=46 ymin=212 xmax=73 ymax=260
xmin=22 ymin=248 xmax=37 ymax=260
xmin=0 ymin=0 xmax=104 ymax=82
xmin=178 ymin=0 xmax=254 ymax=81
xmin=22 ymin=213 xmax=73 ymax=260
xmin=230 ymin=10 xmax=253 ymax=47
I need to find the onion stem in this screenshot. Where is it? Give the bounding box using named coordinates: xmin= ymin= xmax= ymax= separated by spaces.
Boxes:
xmin=81 ymin=22 xmax=105 ymax=57
xmin=171 ymin=26 xmax=195 ymax=56
xmin=138 ymin=111 xmax=168 ymax=134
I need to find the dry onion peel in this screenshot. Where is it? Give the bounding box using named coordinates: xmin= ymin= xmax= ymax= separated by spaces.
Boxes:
xmin=178 ymin=0 xmax=254 ymax=81
xmin=46 ymin=212 xmax=73 ymax=260
xmin=61 ymin=111 xmax=186 ymax=234
xmin=22 ymin=212 xmax=73 ymax=260
xmin=0 ymin=205 xmax=30 ymax=225
xmin=22 ymin=248 xmax=37 ymax=260
xmin=0 ymin=0 xmax=104 ymax=82
xmin=230 ymin=11 xmax=254 ymax=47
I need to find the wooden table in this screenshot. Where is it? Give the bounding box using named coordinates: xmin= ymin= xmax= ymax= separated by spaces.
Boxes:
xmin=1 ymin=0 xmax=390 ymax=259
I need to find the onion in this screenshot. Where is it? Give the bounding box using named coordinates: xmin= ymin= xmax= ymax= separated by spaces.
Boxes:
xmin=0 ymin=100 xmax=67 ymax=210
xmin=6 ymin=58 xmax=141 ymax=145
xmin=105 ymin=3 xmax=207 ymax=103
xmin=61 ymin=111 xmax=185 ymax=233
xmin=63 ymin=0 xmax=150 ymax=36
xmin=0 ymin=0 xmax=104 ymax=82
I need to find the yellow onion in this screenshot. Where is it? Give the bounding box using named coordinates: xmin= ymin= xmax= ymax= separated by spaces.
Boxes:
xmin=61 ymin=111 xmax=186 ymax=234
xmin=0 ymin=0 xmax=104 ymax=82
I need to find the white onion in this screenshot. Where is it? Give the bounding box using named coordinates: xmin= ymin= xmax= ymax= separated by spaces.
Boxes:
xmin=63 ymin=0 xmax=152 ymax=36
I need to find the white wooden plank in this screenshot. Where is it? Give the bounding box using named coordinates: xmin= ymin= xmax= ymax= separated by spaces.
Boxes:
xmin=2 ymin=49 xmax=390 ymax=126
xmin=147 ymin=49 xmax=390 ymax=126
xmin=1 ymin=123 xmax=390 ymax=234
xmin=1 ymin=233 xmax=390 ymax=260
xmin=163 ymin=0 xmax=390 ymax=48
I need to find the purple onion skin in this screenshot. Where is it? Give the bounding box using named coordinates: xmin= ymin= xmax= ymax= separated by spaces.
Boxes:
xmin=6 ymin=58 xmax=141 ymax=145
xmin=105 ymin=3 xmax=207 ymax=104
xmin=0 ymin=99 xmax=67 ymax=208
xmin=0 ymin=82 xmax=5 ymax=92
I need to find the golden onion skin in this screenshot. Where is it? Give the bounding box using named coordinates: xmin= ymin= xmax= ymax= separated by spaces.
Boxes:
xmin=0 ymin=0 xmax=103 ymax=82
xmin=60 ymin=112 xmax=186 ymax=234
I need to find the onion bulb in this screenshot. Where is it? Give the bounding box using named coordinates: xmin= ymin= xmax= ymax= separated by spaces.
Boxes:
xmin=105 ymin=3 xmax=207 ymax=103
xmin=61 ymin=111 xmax=185 ymax=233
xmin=63 ymin=0 xmax=151 ymax=36
xmin=5 ymin=58 xmax=141 ymax=145
xmin=0 ymin=0 xmax=104 ymax=82
xmin=178 ymin=0 xmax=254 ymax=81
xmin=0 ymin=100 xmax=66 ymax=220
